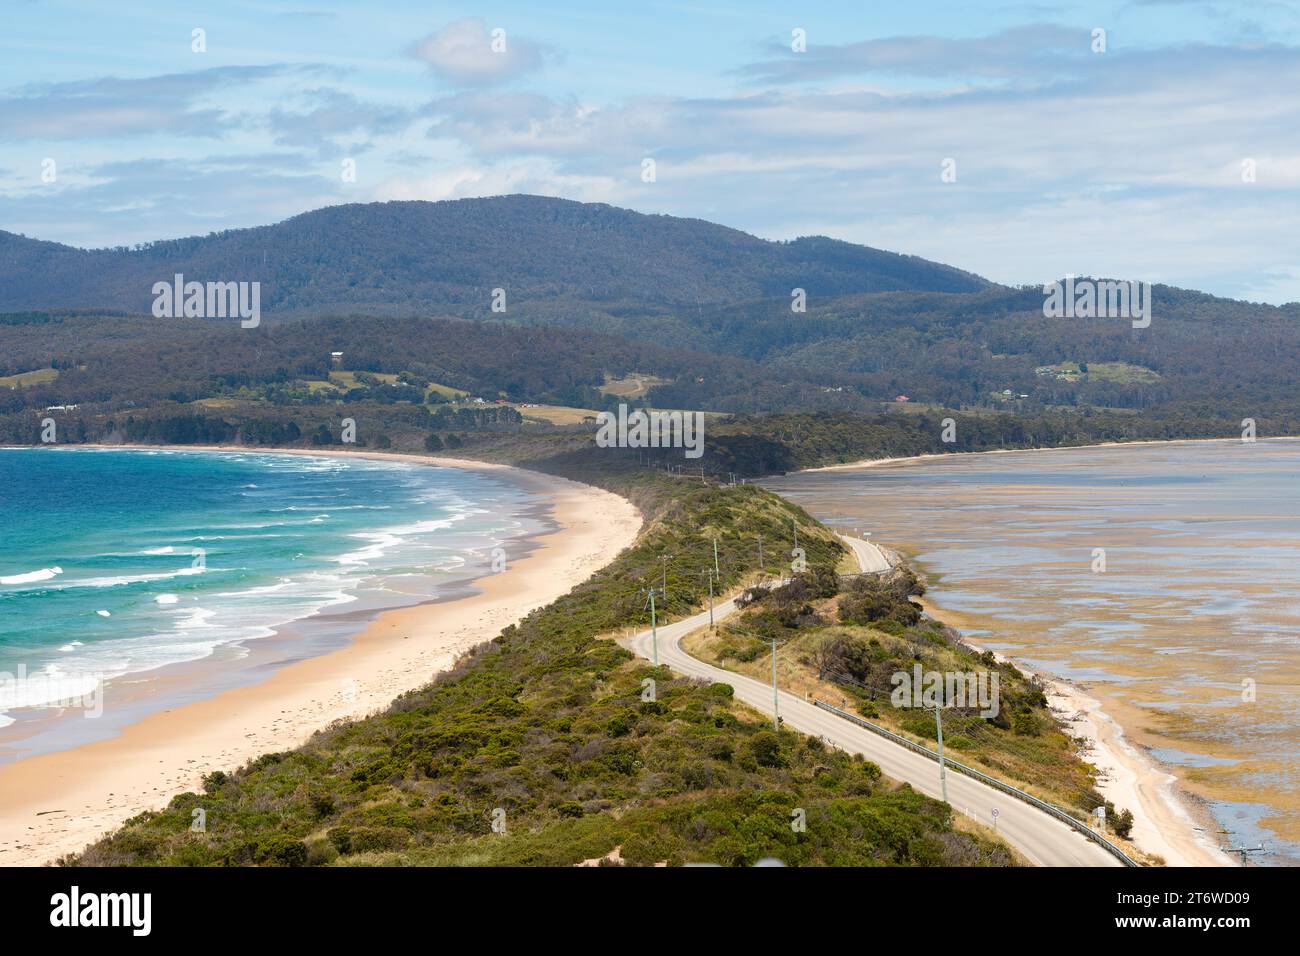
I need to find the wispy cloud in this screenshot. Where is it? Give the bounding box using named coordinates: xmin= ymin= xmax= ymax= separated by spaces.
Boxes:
xmin=0 ymin=66 xmax=296 ymax=141
xmin=738 ymin=25 xmax=1094 ymax=85
xmin=268 ymin=88 xmax=421 ymax=157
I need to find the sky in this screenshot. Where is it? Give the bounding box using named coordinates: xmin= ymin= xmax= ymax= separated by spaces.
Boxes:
xmin=2 ymin=0 xmax=1298 ymax=303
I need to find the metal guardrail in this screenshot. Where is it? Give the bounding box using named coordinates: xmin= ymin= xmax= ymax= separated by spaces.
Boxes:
xmin=813 ymin=699 xmax=1138 ymax=867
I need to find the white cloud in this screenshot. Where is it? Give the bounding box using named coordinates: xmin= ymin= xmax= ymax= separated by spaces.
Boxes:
xmin=372 ymin=160 xmax=620 ymax=206
xmin=410 ymin=18 xmax=547 ymax=87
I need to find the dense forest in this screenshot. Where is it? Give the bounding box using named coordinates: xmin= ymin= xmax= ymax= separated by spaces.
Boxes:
xmin=0 ymin=196 xmax=986 ymax=316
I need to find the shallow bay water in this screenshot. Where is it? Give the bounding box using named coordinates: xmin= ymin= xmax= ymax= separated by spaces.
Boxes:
xmin=767 ymin=439 xmax=1300 ymax=865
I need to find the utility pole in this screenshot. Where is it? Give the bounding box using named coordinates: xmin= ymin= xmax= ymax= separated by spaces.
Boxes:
xmin=701 ymin=569 xmax=715 ymax=630
xmin=771 ymin=638 xmax=780 ymax=730
xmin=934 ymin=700 xmax=949 ymax=803
xmin=792 ymin=518 xmax=798 ymax=552
xmin=644 ymin=587 xmax=665 ymax=666
xmin=712 ymin=538 xmax=720 ymax=578
xmin=757 ymin=535 xmax=764 ymax=574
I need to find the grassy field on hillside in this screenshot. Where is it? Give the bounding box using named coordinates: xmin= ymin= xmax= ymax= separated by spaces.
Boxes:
xmin=0 ymin=367 xmax=58 ymax=388
xmin=600 ymin=372 xmax=671 ymax=400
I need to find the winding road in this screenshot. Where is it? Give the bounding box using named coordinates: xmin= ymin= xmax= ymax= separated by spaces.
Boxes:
xmin=618 ymin=534 xmax=1123 ymax=867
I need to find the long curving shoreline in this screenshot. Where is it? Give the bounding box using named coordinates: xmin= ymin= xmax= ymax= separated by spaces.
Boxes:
xmin=0 ymin=446 xmax=643 ymax=865
xmin=799 ymin=434 xmax=1300 ymax=475
xmin=775 ymin=440 xmax=1248 ymax=867
xmin=916 ymin=597 xmax=1231 ymax=867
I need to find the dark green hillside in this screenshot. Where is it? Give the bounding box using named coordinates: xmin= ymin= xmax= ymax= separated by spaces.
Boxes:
xmin=0 ymin=313 xmax=675 ymax=412
xmin=645 ymin=284 xmax=1300 ymax=410
xmin=0 ymin=195 xmax=988 ymax=315
xmin=4 ymin=198 xmax=1298 ymax=417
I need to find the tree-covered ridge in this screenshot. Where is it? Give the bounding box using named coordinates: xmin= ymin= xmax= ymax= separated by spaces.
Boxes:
xmin=0 ymin=195 xmax=988 ymax=315
xmin=3 ymin=197 xmax=1298 ymax=421
xmin=643 ymin=284 xmax=1300 ymax=412
xmin=0 ymin=311 xmax=878 ymax=421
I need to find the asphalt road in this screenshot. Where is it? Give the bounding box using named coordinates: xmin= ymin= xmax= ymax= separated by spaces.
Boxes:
xmin=618 ymin=535 xmax=1123 ymax=867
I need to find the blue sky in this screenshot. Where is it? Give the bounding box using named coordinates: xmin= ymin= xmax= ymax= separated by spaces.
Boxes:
xmin=2 ymin=0 xmax=1299 ymax=303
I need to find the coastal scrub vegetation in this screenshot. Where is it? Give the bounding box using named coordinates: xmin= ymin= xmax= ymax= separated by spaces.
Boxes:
xmin=686 ymin=565 xmax=1135 ymax=842
xmin=66 ymin=476 xmax=1013 ymax=867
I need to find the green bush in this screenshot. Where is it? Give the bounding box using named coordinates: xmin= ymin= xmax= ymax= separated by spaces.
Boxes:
xmin=256 ymin=836 xmax=308 ymax=867
xmin=327 ymin=827 xmax=352 ymax=854
xmin=748 ymin=731 xmax=785 ymax=768
xmin=1113 ymin=809 xmax=1135 ymax=839
xmin=349 ymin=827 xmax=410 ymax=853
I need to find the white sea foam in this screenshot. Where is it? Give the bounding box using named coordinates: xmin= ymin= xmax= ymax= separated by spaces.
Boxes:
xmin=42 ymin=566 xmax=207 ymax=591
xmin=177 ymin=608 xmax=216 ymax=629
xmin=0 ymin=566 xmax=63 ymax=585
xmin=0 ymin=449 xmax=538 ymax=726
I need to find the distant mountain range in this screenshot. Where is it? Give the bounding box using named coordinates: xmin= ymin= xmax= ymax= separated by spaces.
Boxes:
xmin=0 ymin=195 xmax=988 ymax=316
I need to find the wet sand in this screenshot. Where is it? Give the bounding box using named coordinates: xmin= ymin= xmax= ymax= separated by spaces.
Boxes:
xmin=770 ymin=438 xmax=1300 ymax=866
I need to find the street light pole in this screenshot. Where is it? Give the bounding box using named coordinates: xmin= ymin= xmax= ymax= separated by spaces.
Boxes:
xmin=698 ymin=569 xmax=715 ymax=630
xmin=707 ymin=571 xmax=714 ymax=629
xmin=934 ymin=700 xmax=949 ymax=803
xmin=645 ymin=587 xmax=665 ymax=665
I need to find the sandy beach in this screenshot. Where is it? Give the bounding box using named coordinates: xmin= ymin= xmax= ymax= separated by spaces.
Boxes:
xmin=0 ymin=446 xmax=642 ymax=865
xmin=1045 ymin=678 xmax=1232 ymax=867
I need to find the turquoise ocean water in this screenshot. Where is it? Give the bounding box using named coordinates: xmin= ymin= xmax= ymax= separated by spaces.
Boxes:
xmin=0 ymin=448 xmax=543 ymax=728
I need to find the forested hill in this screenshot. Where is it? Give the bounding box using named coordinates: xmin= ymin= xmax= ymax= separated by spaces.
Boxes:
xmin=5 ymin=196 xmax=1296 ymax=416
xmin=0 ymin=195 xmax=989 ymax=315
